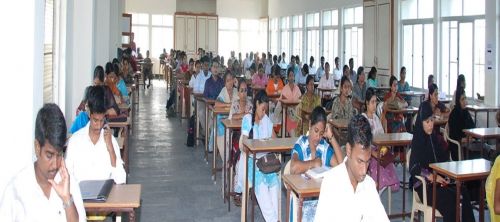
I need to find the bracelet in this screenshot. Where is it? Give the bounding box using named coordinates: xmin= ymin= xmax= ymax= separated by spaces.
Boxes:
xmin=63 ymin=195 xmax=74 ymax=209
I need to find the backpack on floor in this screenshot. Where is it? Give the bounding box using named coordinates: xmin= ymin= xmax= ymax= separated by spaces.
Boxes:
xmin=186 ymin=115 xmax=195 ymax=147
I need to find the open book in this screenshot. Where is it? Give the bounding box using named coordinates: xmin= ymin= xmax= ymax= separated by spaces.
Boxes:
xmin=79 ymin=179 xmax=114 ymax=202
xmin=305 ymin=166 xmax=331 ymax=179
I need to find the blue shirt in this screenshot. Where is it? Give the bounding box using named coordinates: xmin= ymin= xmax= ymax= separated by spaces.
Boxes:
xmin=70 ymin=112 xmax=89 ymax=134
xmin=203 ymin=76 xmax=224 ymax=100
xmin=116 ymin=79 xmax=128 ymax=99
xmin=292 ymin=135 xmax=334 ymax=167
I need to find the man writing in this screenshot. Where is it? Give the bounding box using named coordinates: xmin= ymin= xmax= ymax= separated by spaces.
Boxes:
xmin=0 ymin=104 xmax=86 ymax=221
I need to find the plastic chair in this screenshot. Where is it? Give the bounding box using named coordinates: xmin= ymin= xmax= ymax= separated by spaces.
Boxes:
xmin=441 ymin=123 xmax=462 ymax=160
xmin=407 ymin=149 xmax=443 ymax=222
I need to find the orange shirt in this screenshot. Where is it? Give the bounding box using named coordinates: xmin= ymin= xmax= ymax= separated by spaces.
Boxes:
xmin=265 ymin=79 xmax=284 ymax=96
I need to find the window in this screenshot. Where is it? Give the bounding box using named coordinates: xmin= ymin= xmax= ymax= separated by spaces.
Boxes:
xmin=306 ymin=12 xmax=320 ymax=63
xmin=343 ymin=6 xmax=363 ymax=69
xmin=402 ymin=24 xmax=433 ymax=89
xmin=401 ymin=0 xmax=433 ymax=19
xmin=441 ymin=0 xmax=485 ymax=17
xmin=241 ymin=19 xmax=260 ymax=54
xmin=218 ymin=18 xmax=239 ymax=59
xmin=132 ymin=13 xmax=173 ymax=60
xmin=291 ymin=15 xmax=303 ymax=59
xmin=280 ymin=17 xmax=290 ymax=59
xmin=269 ymin=18 xmax=279 ymax=55
xmin=323 ymin=9 xmax=339 ymax=64
xmin=43 ymin=0 xmax=54 ymax=103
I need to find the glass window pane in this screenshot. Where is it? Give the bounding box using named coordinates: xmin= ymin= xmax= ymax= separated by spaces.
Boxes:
xmin=474 ymin=19 xmax=485 ymax=96
xmin=152 ymin=14 xmax=172 ymax=26
xmin=292 ymin=31 xmax=302 ymax=57
xmin=413 ymin=25 xmax=423 ymax=89
xmin=332 ymin=10 xmax=338 ymax=26
xmin=423 ymin=24 xmax=434 ymax=88
xmin=441 ymin=0 xmax=462 ymax=17
xmin=449 ymin=22 xmax=458 ymax=94
xmin=219 ymin=30 xmax=238 ymax=59
xmin=463 ymin=0 xmax=485 ymax=16
xmin=403 ymin=25 xmax=413 ymax=87
xmin=132 ymin=13 xmax=149 ymax=25
xmin=241 ymin=19 xmax=259 ymax=31
xmin=219 ymin=17 xmax=238 ymax=30
xmin=418 ymin=0 xmax=433 ymax=18
xmin=354 ymin=6 xmax=363 ymax=24
xmin=151 ymin=27 xmax=172 ymax=59
xmin=281 ymin=31 xmax=289 ymax=56
xmin=323 ymin=11 xmax=332 ymax=26
xmin=131 ymin=26 xmax=149 ymax=52
xmin=459 ymin=22 xmax=473 ymax=97
xmin=441 ymin=22 xmax=450 ymax=94
xmin=401 ymin=0 xmax=417 ymax=19
xmin=344 ymin=8 xmax=354 ymax=25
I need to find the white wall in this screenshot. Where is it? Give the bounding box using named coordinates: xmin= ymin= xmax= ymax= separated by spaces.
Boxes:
xmin=217 ymin=0 xmax=267 ymax=19
xmin=109 ymin=0 xmax=122 ymax=59
xmin=268 ymin=0 xmax=361 ymax=18
xmin=126 ymin=0 xmax=176 ymax=14
xmin=95 ymin=0 xmax=112 ymax=67
xmin=0 ymin=0 xmax=44 ymax=197
xmin=177 ymin=0 xmax=216 ymax=14
xmin=484 ymin=0 xmax=500 ymax=106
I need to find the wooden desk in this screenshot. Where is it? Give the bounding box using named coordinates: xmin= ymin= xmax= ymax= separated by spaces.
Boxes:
xmin=193 ymin=93 xmax=205 ymax=146
xmin=84 ymin=184 xmax=142 ymax=222
xmin=372 ymin=132 xmax=413 ymax=219
xmin=386 ymin=106 xmax=419 ymax=115
xmin=204 ymin=98 xmax=216 ymax=162
xmin=463 ymin=127 xmax=500 ymax=157
xmin=430 ymin=159 xmax=491 ymax=222
xmin=400 ymin=91 xmax=426 ymax=103
xmin=108 ymin=117 xmax=132 ymax=172
xmin=281 ymin=100 xmax=301 ymax=138
xmin=316 ymin=87 xmax=336 ymax=99
xmin=283 ymin=174 xmax=322 ymax=222
xmin=465 ymin=104 xmax=500 ymax=127
xmin=221 ymin=118 xmax=242 ymax=211
xmin=329 ymin=118 xmax=349 ymax=131
xmin=241 ymin=137 xmax=298 ymax=222
xmin=212 ymin=106 xmax=230 ymax=184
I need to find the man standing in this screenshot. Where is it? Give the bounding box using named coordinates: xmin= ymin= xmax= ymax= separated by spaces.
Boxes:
xmin=66 ymin=86 xmax=127 ymax=185
xmin=333 ymin=57 xmax=342 ymax=84
xmin=315 ymin=115 xmax=389 ymax=222
xmin=0 ymin=104 xmax=87 ymax=221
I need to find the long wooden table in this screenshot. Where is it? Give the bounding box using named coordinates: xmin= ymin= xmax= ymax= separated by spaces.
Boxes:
xmin=430 ymin=158 xmax=491 ymax=222
xmin=372 ymin=132 xmax=413 ymax=219
xmin=193 ymin=93 xmax=205 ymax=147
xmin=241 ymin=137 xmax=298 ymax=222
xmin=466 ymin=104 xmax=500 ymax=127
xmin=463 ymin=127 xmax=500 ymax=157
xmin=221 ymin=118 xmax=242 ymax=211
xmin=84 ymin=184 xmax=142 ymax=222
xmin=204 ymin=98 xmax=216 ymax=162
xmin=283 ymin=174 xmax=322 ymax=222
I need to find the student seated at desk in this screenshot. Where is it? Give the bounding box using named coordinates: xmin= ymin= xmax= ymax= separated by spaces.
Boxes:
xmin=289 ymin=106 xmax=343 ymax=222
xmin=296 ymin=76 xmax=321 ymax=135
xmin=367 ymin=67 xmax=378 ymax=88
xmin=448 ymin=87 xmax=475 ymax=161
xmin=328 ymin=76 xmax=356 ymax=121
xmin=397 ymin=67 xmax=411 ymax=104
xmin=383 ymin=76 xmax=408 ymax=133
xmin=296 ymin=64 xmax=309 ymax=93
xmin=281 ymin=67 xmax=302 ymax=137
xmin=215 ymin=72 xmax=238 ymax=158
xmin=229 ymin=80 xmax=253 ymax=121
xmin=428 ymin=83 xmax=450 ymax=117
xmin=105 ymin=62 xmax=128 ymax=105
xmin=0 ymin=104 xmax=87 ymax=221
xmin=487 ymin=155 xmax=500 ymax=222
xmin=252 ymin=63 xmax=268 ymax=89
xmin=450 ymin=74 xmax=466 ymax=110
xmin=363 ymin=88 xmax=399 ymax=192
xmin=105 ymin=66 xmax=123 ymax=105
xmin=352 ymin=66 xmax=367 ymax=112
xmin=318 ymin=62 xmax=335 ymax=107
xmin=194 ymin=57 xmax=212 ymax=135
xmin=205 ymin=61 xmax=224 ymax=152
xmin=409 ymin=101 xmax=475 ymax=222
xmin=66 ymin=86 xmax=127 ymax=184
xmin=266 ymin=68 xmax=284 ymax=96
xmin=315 ymin=115 xmax=389 ymax=222
xmin=234 ymin=91 xmax=279 ymax=221
xmin=188 ymin=60 xmax=201 ymax=88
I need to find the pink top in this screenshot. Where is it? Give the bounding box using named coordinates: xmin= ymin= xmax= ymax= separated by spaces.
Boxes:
xmin=280 ymin=83 xmax=302 ymax=102
xmin=252 ymin=73 xmax=268 ymax=88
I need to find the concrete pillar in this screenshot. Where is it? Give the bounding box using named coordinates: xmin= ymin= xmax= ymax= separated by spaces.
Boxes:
xmin=484 ymin=0 xmax=499 ymax=106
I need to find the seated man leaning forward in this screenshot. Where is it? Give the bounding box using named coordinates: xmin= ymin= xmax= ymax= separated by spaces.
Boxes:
xmin=65 ymin=85 xmax=127 ymax=184
xmin=315 ymin=114 xmax=389 ymax=222
xmin=0 ymin=104 xmax=87 ymax=221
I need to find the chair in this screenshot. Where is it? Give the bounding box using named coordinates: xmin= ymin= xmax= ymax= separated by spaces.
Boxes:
xmin=441 ymin=123 xmax=462 ymax=160
xmin=407 ymin=149 xmax=443 ymax=222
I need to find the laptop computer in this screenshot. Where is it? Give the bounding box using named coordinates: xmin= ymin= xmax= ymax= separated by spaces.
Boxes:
xmin=79 ymin=179 xmax=114 ymax=202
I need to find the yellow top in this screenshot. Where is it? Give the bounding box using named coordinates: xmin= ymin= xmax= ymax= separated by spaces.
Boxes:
xmin=487 ymin=155 xmax=500 ymax=222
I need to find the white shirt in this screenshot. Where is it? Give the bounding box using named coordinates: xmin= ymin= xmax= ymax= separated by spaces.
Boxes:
xmin=264 ymin=61 xmax=273 ymax=75
xmin=362 ymin=113 xmax=384 ymax=135
xmin=333 ymin=67 xmax=342 ymax=81
xmin=193 ymin=70 xmax=211 ymax=93
xmin=66 ymin=123 xmax=127 ymax=184
xmin=0 ymin=164 xmax=87 ymax=222
xmin=315 ymin=159 xmax=389 ymax=222
xmin=318 ymin=74 xmax=336 ymax=96
xmin=188 ymin=73 xmax=198 ymax=88
xmin=315 ymin=66 xmax=325 ymax=82
xmin=309 ymin=65 xmax=317 ymax=77
xmin=243 ymin=58 xmax=252 ymax=70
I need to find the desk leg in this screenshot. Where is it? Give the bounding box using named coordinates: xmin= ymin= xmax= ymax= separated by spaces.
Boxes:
xmin=456 ymin=181 xmax=461 ymax=222
xmin=213 ymin=113 xmax=217 ymax=182
xmin=195 ymin=100 xmax=199 ymax=146
xmin=241 ymin=151 xmax=249 ymax=222
xmin=481 ymin=138 xmax=485 ymax=158
xmin=285 ymin=188 xmax=290 ymax=222
xmin=474 ymin=111 xmax=478 ymax=126
xmin=223 ymin=126 xmax=227 ymax=203
xmin=487 ymin=112 xmax=490 ymax=128
xmin=252 ymin=155 xmax=256 ymax=222
xmin=205 ymin=106 xmax=209 ymax=163
xmin=282 ymin=105 xmax=286 ymax=138
xmin=129 ymin=210 xmax=136 ymax=222
xmin=432 ymin=171 xmax=437 ymax=222
xmin=298 ymin=197 xmax=304 ymax=222
xmin=480 ymin=179 xmax=485 ymax=222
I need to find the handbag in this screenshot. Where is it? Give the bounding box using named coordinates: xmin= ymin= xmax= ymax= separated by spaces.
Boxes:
xmin=256 ymin=153 xmax=281 ymax=174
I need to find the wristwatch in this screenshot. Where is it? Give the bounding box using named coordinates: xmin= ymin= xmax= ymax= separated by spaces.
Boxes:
xmin=63 ymin=195 xmax=74 ymax=209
